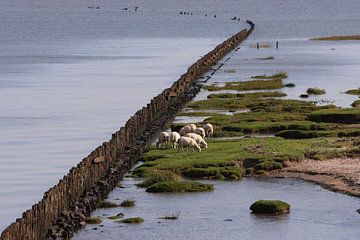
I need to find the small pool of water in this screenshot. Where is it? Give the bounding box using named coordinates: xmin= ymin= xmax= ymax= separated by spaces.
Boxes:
xmin=73 ymin=177 xmax=360 ymax=240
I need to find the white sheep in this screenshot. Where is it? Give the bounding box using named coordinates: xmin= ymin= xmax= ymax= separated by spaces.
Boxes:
xmin=156 ymin=131 xmax=170 ymax=149
xmin=178 ymin=136 xmax=201 ymax=152
xmin=169 ymin=131 xmax=180 ymax=149
xmin=184 ymin=133 xmax=208 ymax=148
xmin=179 ymin=123 xmax=197 ymax=136
xmin=203 ymin=123 xmax=214 ymax=139
xmin=194 ymin=127 xmax=206 ymax=139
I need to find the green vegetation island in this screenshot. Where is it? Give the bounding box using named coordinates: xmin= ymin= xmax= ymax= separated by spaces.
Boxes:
xmin=134 ymin=72 xmax=360 ymax=197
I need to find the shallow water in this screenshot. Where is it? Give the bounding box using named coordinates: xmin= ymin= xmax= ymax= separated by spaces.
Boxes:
xmin=73 ymin=177 xmax=360 ymax=240
xmin=1 ymin=0 xmax=360 ymax=232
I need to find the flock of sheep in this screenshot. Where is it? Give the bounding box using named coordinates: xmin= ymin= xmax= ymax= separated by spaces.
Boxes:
xmin=156 ymin=123 xmax=214 ymax=152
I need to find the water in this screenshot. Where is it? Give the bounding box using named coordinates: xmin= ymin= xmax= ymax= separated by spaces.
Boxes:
xmin=73 ymin=177 xmax=360 ymax=240
xmin=1 ymin=0 xmax=360 ymax=232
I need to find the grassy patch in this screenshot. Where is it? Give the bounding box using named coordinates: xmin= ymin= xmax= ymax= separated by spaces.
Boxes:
xmin=183 ymin=166 xmax=243 ymax=180
xmin=137 ymin=138 xmax=355 ymax=177
xmin=311 ymin=35 xmax=360 ymax=41
xmin=119 ymin=217 xmax=144 ymax=224
xmin=207 ymin=91 xmax=286 ymax=99
xmin=85 ymin=217 xmax=102 ymax=224
xmin=352 ymin=99 xmax=360 ymax=108
xmin=97 ymin=201 xmax=120 ymax=209
xmin=254 ymin=161 xmax=283 ymax=171
xmin=146 ymin=181 xmax=214 ymax=193
xmin=250 ymin=200 xmax=290 ymax=214
xmin=307 ymin=88 xmax=326 ymax=95
xmin=345 ymin=89 xmax=360 ymax=95
xmin=107 ymin=213 xmax=124 ymax=220
xmin=309 ymin=108 xmax=360 ymax=124
xmin=252 ymin=72 xmax=288 ymax=79
xmin=137 ymin=171 xmax=181 ymax=187
xmin=120 ymin=199 xmax=136 ymax=207
xmin=203 ymin=78 xmax=284 ymax=92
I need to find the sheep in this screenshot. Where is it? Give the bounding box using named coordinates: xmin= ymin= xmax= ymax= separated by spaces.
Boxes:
xmin=179 ymin=123 xmax=197 ymax=136
xmin=184 ymin=133 xmax=208 ymax=148
xmin=194 ymin=127 xmax=206 ymax=139
xmin=169 ymin=131 xmax=180 ymax=149
xmin=156 ymin=131 xmax=170 ymax=149
xmin=178 ymin=136 xmax=201 ymax=152
xmin=203 ymin=123 xmax=214 ymax=139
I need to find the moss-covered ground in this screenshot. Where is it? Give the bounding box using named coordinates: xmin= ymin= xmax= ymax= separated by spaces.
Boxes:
xmin=250 ymin=200 xmax=290 ymax=214
xmin=136 ymin=137 xmax=358 ymax=179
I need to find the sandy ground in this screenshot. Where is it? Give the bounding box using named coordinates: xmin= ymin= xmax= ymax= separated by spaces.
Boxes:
xmin=270 ymin=158 xmax=360 ymax=197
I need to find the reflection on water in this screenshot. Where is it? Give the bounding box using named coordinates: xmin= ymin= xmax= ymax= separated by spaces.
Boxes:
xmin=73 ymin=177 xmax=360 ymax=240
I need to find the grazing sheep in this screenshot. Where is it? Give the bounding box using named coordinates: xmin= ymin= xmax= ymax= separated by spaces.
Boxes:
xmin=178 ymin=136 xmax=201 ymax=152
xmin=156 ymin=132 xmax=170 ymax=149
xmin=203 ymin=123 xmax=214 ymax=139
xmin=169 ymin=131 xmax=180 ymax=149
xmin=194 ymin=127 xmax=206 ymax=138
xmin=184 ymin=133 xmax=208 ymax=148
xmin=179 ymin=123 xmax=197 ymax=136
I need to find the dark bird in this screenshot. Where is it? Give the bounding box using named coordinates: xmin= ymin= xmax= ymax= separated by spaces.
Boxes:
xmin=135 ymin=7 xmax=139 ymax=11
xmin=230 ymin=17 xmax=236 ymax=20
xmin=214 ymin=15 xmax=216 ymax=18
xmin=123 ymin=8 xmax=128 ymax=10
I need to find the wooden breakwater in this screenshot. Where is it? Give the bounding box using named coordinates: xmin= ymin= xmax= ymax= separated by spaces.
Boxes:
xmin=0 ymin=21 xmax=254 ymax=240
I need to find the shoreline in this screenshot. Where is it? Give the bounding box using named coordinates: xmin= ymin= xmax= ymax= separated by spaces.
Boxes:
xmin=267 ymin=158 xmax=360 ymax=197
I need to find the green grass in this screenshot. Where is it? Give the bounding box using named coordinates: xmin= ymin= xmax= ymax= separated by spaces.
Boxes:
xmin=309 ymin=108 xmax=360 ymax=124
xmin=97 ymin=201 xmax=120 ymax=209
xmin=345 ymin=89 xmax=360 ymax=95
xmin=307 ymin=88 xmax=326 ymax=95
xmin=251 ymin=72 xmax=288 ymax=79
xmin=137 ymin=171 xmax=181 ymax=187
xmin=207 ymin=91 xmax=287 ymax=99
xmin=222 ymin=121 xmax=330 ymax=133
xmin=146 ymin=181 xmax=214 ymax=193
xmin=183 ymin=166 xmax=243 ymax=180
xmin=85 ymin=217 xmax=102 ymax=224
xmin=188 ymin=97 xmax=335 ymax=113
xmin=311 ymin=35 xmax=360 ymax=41
xmin=203 ymin=78 xmax=284 ymax=92
xmin=352 ymin=99 xmax=360 ymax=107
xmin=120 ymin=199 xmax=136 ymax=207
xmin=119 ymin=217 xmax=144 ymax=224
xmin=250 ymin=200 xmax=290 ymax=214
xmin=135 ymin=138 xmax=355 ymax=178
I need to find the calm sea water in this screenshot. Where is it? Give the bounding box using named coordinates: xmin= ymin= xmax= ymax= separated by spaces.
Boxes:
xmin=73 ymin=177 xmax=360 ymax=240
xmin=1 ymin=0 xmax=360 ymax=232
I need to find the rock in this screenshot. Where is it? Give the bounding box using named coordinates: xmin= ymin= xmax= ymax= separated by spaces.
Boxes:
xmin=250 ymin=200 xmax=290 ymax=214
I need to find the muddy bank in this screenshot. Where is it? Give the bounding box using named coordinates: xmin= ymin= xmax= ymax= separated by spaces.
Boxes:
xmin=270 ymin=158 xmax=360 ymax=197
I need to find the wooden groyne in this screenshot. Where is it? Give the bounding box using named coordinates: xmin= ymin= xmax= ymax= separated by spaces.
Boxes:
xmin=0 ymin=21 xmax=254 ymax=240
